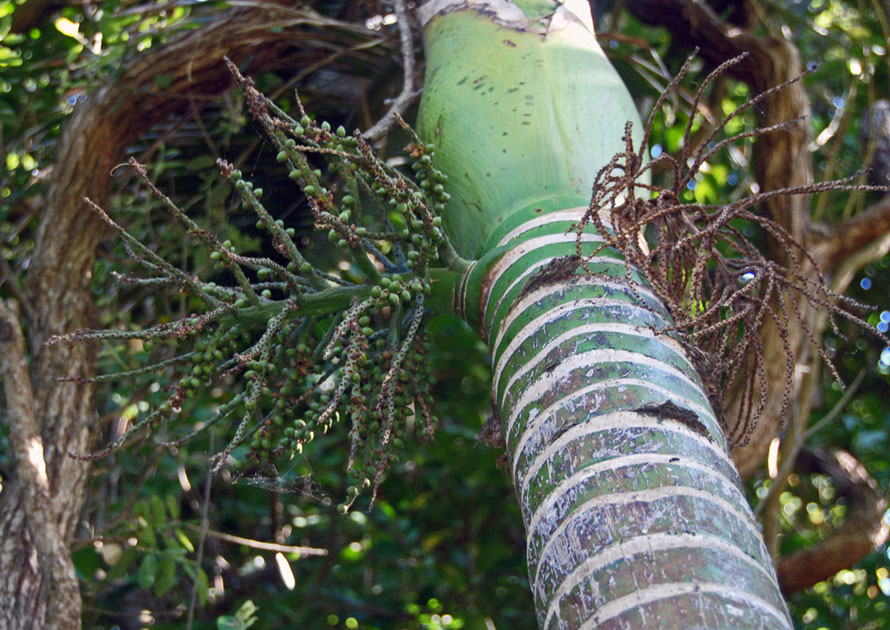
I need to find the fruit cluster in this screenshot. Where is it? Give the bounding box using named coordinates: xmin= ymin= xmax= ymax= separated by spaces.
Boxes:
xmin=54 ymin=70 xmax=455 ymax=511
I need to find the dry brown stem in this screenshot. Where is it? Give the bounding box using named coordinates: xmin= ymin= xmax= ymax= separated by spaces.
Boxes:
xmin=578 ymin=53 xmax=886 ymax=453
xmin=626 ymin=0 xmax=859 ymax=480
xmin=362 ymin=0 xmax=422 ymax=141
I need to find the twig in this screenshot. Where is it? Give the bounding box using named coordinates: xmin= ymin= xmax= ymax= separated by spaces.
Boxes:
xmin=182 ymin=523 xmax=328 ymax=556
xmin=362 ymin=0 xmax=419 ymax=141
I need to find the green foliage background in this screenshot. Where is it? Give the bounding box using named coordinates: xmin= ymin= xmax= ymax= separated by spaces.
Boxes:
xmin=1 ymin=0 xmax=889 ymax=628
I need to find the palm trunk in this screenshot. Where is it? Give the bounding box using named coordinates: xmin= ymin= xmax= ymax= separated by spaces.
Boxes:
xmin=480 ymin=209 xmax=790 ymax=628
xmin=417 ymin=0 xmax=792 ymax=626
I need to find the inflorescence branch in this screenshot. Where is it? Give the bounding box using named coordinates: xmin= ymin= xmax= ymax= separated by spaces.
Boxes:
xmin=49 ymin=59 xmax=457 ymax=512
xmin=576 ymin=53 xmax=889 ymax=447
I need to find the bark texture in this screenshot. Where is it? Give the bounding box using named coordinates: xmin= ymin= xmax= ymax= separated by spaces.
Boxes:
xmin=469 ymin=208 xmax=791 ymax=628
xmin=0 ymin=6 xmax=376 ymax=628
xmin=814 ymin=193 xmax=890 ymax=268
xmin=0 ymin=300 xmax=82 ymax=629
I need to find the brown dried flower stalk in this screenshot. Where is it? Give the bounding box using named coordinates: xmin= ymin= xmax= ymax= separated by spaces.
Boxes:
xmin=577 ymin=53 xmax=887 ymax=447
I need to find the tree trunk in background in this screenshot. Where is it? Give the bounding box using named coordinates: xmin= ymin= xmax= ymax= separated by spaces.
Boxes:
xmin=417 ymin=0 xmax=791 ymax=625
xmin=0 ymin=6 xmax=374 ymax=627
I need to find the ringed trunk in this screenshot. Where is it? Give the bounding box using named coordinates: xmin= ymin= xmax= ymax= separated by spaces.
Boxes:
xmin=417 ymin=0 xmax=792 ymax=626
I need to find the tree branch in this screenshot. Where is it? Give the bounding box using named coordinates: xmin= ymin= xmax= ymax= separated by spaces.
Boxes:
xmin=814 ymin=193 xmax=890 ymax=269
xmin=362 ymin=0 xmax=421 ymax=141
xmin=182 ymin=524 xmax=328 ymax=556
xmin=777 ymin=449 xmax=889 ymax=594
xmin=9 ymin=0 xmax=60 ymax=34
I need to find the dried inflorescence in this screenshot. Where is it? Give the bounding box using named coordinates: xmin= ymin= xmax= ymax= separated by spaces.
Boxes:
xmin=48 ymin=58 xmax=454 ymax=512
xmin=576 ymin=53 xmax=888 ymax=447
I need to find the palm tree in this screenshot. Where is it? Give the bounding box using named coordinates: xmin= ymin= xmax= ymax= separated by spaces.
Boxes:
xmin=415 ymin=0 xmax=790 ymax=626
xmin=2 ymin=1 xmax=888 ymax=628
